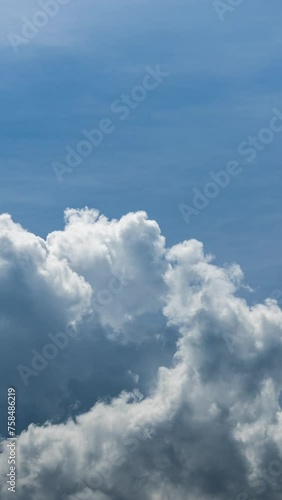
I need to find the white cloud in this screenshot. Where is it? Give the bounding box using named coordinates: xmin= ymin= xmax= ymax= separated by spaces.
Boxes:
xmin=0 ymin=211 xmax=92 ymax=328
xmin=1 ymin=208 xmax=282 ymax=499
xmin=47 ymin=208 xmax=167 ymax=334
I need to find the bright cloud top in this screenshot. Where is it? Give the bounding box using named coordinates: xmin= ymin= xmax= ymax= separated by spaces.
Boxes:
xmin=1 ymin=208 xmax=282 ymax=499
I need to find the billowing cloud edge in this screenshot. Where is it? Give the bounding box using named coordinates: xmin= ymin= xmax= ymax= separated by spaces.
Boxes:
xmin=0 ymin=208 xmax=282 ymax=499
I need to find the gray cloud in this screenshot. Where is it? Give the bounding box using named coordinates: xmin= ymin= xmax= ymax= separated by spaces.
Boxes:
xmin=0 ymin=209 xmax=282 ymax=498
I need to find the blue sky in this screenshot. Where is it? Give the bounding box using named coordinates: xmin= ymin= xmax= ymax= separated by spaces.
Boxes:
xmin=1 ymin=1 xmax=282 ymax=304
xmin=1 ymin=2 xmax=282 ymax=498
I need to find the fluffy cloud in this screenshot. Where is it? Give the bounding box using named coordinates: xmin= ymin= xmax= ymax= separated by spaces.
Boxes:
xmin=1 ymin=208 xmax=282 ymax=499
xmin=47 ymin=208 xmax=167 ymax=334
xmin=0 ymin=208 xmax=170 ymax=431
xmin=0 ymin=212 xmax=93 ymax=429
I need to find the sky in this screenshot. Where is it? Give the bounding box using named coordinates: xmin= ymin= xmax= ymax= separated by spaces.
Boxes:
xmin=1 ymin=1 xmax=282 ymax=499
xmin=0 ymin=0 xmax=282 ymax=300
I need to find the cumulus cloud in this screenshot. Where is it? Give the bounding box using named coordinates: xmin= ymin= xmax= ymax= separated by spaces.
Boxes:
xmin=1 ymin=208 xmax=282 ymax=499
xmin=0 ymin=212 xmax=93 ymax=429
xmin=47 ymin=208 xmax=167 ymax=334
xmin=0 ymin=208 xmax=170 ymax=431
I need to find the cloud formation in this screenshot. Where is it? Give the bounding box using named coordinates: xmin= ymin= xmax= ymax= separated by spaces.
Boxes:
xmin=1 ymin=208 xmax=282 ymax=499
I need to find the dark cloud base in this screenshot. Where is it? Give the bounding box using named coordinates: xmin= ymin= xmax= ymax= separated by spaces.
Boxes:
xmin=0 ymin=209 xmax=282 ymax=500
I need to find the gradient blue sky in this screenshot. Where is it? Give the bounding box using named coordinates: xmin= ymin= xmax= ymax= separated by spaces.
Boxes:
xmin=1 ymin=0 xmax=282 ymax=301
